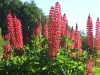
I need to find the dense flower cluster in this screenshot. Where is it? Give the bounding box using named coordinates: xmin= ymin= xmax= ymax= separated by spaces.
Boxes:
xmin=2 ymin=34 xmax=9 ymax=40
xmin=95 ymin=18 xmax=100 ymax=50
xmin=6 ymin=10 xmax=15 ymax=45
xmin=70 ymin=26 xmax=75 ymax=49
xmin=32 ymin=18 xmax=42 ymax=36
xmin=2 ymin=41 xmax=12 ymax=60
xmin=48 ymin=2 xmax=62 ymax=59
xmin=43 ymin=19 xmax=48 ymax=39
xmin=74 ymin=24 xmax=82 ymax=57
xmin=13 ymin=14 xmax=23 ymax=49
xmin=6 ymin=11 xmax=23 ymax=50
xmin=86 ymin=59 xmax=92 ymax=75
xmin=86 ymin=14 xmax=93 ymax=49
xmin=61 ymin=14 xmax=68 ymax=37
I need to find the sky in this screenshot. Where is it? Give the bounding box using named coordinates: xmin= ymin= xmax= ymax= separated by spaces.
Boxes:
xmin=21 ymin=0 xmax=100 ymax=34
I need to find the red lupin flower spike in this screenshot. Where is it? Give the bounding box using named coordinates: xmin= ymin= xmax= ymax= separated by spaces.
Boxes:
xmin=86 ymin=14 xmax=93 ymax=49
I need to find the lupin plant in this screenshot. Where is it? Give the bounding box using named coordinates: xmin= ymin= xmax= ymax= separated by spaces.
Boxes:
xmin=6 ymin=11 xmax=23 ymax=50
xmin=6 ymin=10 xmax=15 ymax=46
xmin=48 ymin=2 xmax=62 ymax=59
xmin=60 ymin=14 xmax=68 ymax=47
xmin=2 ymin=40 xmax=12 ymax=60
xmin=32 ymin=18 xmax=42 ymax=36
xmin=74 ymin=23 xmax=82 ymax=58
xmin=43 ymin=18 xmax=48 ymax=39
xmin=6 ymin=11 xmax=24 ymax=57
xmin=61 ymin=14 xmax=68 ymax=37
xmin=13 ymin=14 xmax=23 ymax=50
xmin=48 ymin=6 xmax=54 ymax=59
xmin=86 ymin=14 xmax=93 ymax=49
xmin=70 ymin=26 xmax=75 ymax=49
xmin=2 ymin=33 xmax=12 ymax=60
xmin=86 ymin=59 xmax=92 ymax=75
xmin=95 ymin=18 xmax=100 ymax=50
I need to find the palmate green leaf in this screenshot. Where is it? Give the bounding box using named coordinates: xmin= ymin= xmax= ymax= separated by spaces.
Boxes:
xmin=92 ymin=67 xmax=100 ymax=75
xmin=25 ymin=45 xmax=30 ymax=50
xmin=97 ymin=50 xmax=100 ymax=57
xmin=56 ymin=55 xmax=65 ymax=60
xmin=42 ymin=66 xmax=47 ymax=71
xmin=66 ymin=60 xmax=78 ymax=68
xmin=58 ymin=59 xmax=64 ymax=64
xmin=78 ymin=65 xmax=84 ymax=72
xmin=65 ymin=38 xmax=71 ymax=46
xmin=31 ymin=36 xmax=41 ymax=49
xmin=21 ymin=56 xmax=27 ymax=61
xmin=35 ymin=41 xmax=40 ymax=47
xmin=6 ymin=60 xmax=9 ymax=66
xmin=56 ymin=54 xmax=67 ymax=64
xmin=12 ymin=58 xmax=17 ymax=65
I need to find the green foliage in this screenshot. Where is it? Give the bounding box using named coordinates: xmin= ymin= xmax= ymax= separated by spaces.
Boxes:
xmin=0 ymin=56 xmax=27 ymax=75
xmin=0 ymin=34 xmax=100 ymax=75
xmin=92 ymin=62 xmax=100 ymax=75
xmin=0 ymin=36 xmax=87 ymax=75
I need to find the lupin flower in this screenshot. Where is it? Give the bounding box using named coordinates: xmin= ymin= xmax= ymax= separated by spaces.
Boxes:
xmin=2 ymin=40 xmax=12 ymax=60
xmin=6 ymin=11 xmax=23 ymax=50
xmin=48 ymin=6 xmax=54 ymax=59
xmin=2 ymin=34 xmax=9 ymax=40
xmin=43 ymin=18 xmax=48 ymax=39
xmin=6 ymin=10 xmax=13 ymax=33
xmin=86 ymin=59 xmax=92 ymax=75
xmin=13 ymin=14 xmax=23 ymax=50
xmin=48 ymin=2 xmax=62 ymax=59
xmin=95 ymin=18 xmax=100 ymax=50
xmin=6 ymin=10 xmax=15 ymax=45
xmin=70 ymin=26 xmax=75 ymax=49
xmin=86 ymin=14 xmax=93 ymax=49
xmin=61 ymin=14 xmax=68 ymax=37
xmin=74 ymin=23 xmax=82 ymax=57
xmin=32 ymin=18 xmax=42 ymax=36
xmin=74 ymin=23 xmax=82 ymax=49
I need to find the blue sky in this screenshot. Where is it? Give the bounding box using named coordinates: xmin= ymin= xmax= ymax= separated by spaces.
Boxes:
xmin=21 ymin=0 xmax=100 ymax=34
